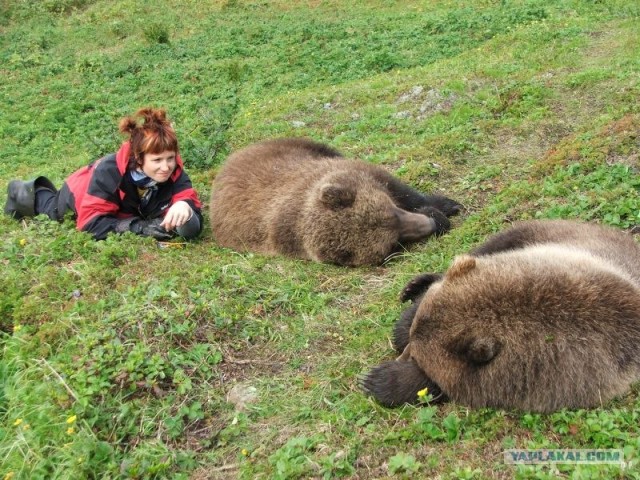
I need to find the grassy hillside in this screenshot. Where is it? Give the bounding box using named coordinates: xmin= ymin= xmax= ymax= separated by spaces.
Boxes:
xmin=1 ymin=0 xmax=639 ymax=478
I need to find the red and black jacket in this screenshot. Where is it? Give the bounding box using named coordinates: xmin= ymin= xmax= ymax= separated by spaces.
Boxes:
xmin=57 ymin=142 xmax=202 ymax=240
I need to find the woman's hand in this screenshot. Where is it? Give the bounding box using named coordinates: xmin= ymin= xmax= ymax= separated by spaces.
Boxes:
xmin=161 ymin=201 xmax=193 ymax=231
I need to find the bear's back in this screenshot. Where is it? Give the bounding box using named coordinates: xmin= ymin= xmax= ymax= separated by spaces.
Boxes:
xmin=214 ymin=138 xmax=344 ymax=190
xmin=472 ymin=219 xmax=640 ymax=287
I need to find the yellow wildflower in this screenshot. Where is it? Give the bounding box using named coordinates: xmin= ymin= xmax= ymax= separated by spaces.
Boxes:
xmin=241 ymin=448 xmax=249 ymax=456
xmin=19 ymin=238 xmax=27 ymax=247
xmin=67 ymin=427 xmax=74 ymax=435
xmin=12 ymin=325 xmax=21 ymax=332
xmin=22 ymin=424 xmax=30 ymax=430
xmin=13 ymin=418 xmax=22 ymax=426
xmin=66 ymin=415 xmax=77 ymax=424
xmin=4 ymin=472 xmax=15 ymax=480
xmin=417 ymin=388 xmax=429 ymax=399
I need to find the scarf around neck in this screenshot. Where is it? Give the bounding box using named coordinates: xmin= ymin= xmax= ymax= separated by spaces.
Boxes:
xmin=129 ymin=169 xmax=158 ymax=189
xmin=129 ymin=169 xmax=158 ymax=208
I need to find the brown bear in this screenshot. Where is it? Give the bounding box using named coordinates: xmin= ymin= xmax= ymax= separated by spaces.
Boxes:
xmin=362 ymin=220 xmax=640 ymax=412
xmin=209 ymin=138 xmax=462 ymax=266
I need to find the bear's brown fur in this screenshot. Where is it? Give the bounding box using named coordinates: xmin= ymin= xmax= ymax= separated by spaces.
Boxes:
xmin=363 ymin=220 xmax=640 ymax=412
xmin=210 ymin=138 xmax=461 ymax=266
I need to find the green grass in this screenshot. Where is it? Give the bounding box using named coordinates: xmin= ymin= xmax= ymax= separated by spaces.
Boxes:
xmin=1 ymin=0 xmax=640 ymax=478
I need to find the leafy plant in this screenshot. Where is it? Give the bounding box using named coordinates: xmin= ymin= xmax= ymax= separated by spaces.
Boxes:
xmin=268 ymin=436 xmax=319 ymax=479
xmin=388 ymin=452 xmax=422 ymax=475
xmin=143 ymin=22 xmax=170 ymax=44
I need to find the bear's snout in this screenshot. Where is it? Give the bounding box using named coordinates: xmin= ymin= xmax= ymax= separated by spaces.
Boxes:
xmin=397 ymin=208 xmax=438 ymax=242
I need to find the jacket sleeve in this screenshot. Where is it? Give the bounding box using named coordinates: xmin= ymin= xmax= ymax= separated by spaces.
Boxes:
xmin=75 ymin=156 xmax=128 ymax=240
xmin=170 ymin=169 xmax=202 ymax=213
xmin=81 ymin=212 xmax=124 ymax=240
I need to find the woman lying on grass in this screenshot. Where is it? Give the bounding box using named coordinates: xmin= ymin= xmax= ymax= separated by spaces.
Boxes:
xmin=4 ymin=107 xmax=203 ymax=240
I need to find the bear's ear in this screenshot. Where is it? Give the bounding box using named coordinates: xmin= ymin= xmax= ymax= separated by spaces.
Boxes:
xmin=445 ymin=255 xmax=476 ymax=281
xmin=448 ymin=335 xmax=501 ymax=365
xmin=320 ymin=184 xmax=356 ymax=210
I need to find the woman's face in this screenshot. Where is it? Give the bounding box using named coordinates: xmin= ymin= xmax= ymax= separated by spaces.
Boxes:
xmin=141 ymin=150 xmax=177 ymax=183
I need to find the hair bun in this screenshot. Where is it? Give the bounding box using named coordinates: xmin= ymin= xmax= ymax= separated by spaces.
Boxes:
xmin=119 ymin=107 xmax=171 ymax=135
xmin=137 ymin=107 xmax=168 ymax=128
xmin=118 ymin=116 xmax=138 ymax=135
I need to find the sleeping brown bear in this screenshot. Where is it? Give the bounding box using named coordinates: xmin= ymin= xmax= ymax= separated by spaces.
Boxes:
xmin=362 ymin=220 xmax=640 ymax=412
xmin=209 ymin=138 xmax=462 ymax=266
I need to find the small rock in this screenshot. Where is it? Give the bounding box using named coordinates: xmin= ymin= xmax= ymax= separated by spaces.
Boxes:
xmin=227 ymin=383 xmax=258 ymax=410
xmin=291 ymin=120 xmax=306 ymax=128
xmin=417 ymin=89 xmax=457 ymax=119
xmin=394 ymin=111 xmax=412 ymax=119
xmin=397 ymin=85 xmax=424 ymax=103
